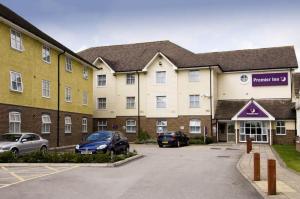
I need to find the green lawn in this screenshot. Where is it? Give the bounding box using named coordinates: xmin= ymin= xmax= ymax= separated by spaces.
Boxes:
xmin=272 ymin=144 xmax=300 ymax=172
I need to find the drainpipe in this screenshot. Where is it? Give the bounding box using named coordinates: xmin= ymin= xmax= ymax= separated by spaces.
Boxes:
xmin=57 ymin=51 xmax=65 ymax=147
xmin=209 ymin=66 xmax=213 ymax=139
xmin=137 ymin=72 xmax=141 ymax=136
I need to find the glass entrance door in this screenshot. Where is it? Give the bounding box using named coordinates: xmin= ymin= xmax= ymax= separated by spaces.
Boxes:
xmin=239 ymin=121 xmax=268 ymax=143
xmin=227 ymin=122 xmax=235 ymax=143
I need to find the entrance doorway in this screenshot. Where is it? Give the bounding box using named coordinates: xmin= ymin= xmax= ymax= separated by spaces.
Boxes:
xmin=218 ymin=122 xmax=236 ymax=143
xmin=227 ymin=122 xmax=235 ymax=143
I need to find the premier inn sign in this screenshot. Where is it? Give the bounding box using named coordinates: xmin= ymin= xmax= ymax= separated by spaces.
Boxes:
xmin=252 ymin=72 xmax=288 ymax=86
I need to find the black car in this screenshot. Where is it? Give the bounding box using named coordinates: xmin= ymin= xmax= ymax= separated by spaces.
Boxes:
xmin=75 ymin=131 xmax=129 ymax=155
xmin=157 ymin=131 xmax=189 ymax=147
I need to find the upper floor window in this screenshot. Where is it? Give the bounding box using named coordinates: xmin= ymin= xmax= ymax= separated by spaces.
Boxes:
xmin=126 ymin=120 xmax=136 ymax=133
xmin=276 ymin=121 xmax=286 ymax=135
xmin=64 ymin=116 xmax=72 ymax=133
xmin=82 ymin=118 xmax=88 ymax=133
xmin=9 ymin=112 xmax=21 ymax=133
xmin=189 ymin=95 xmax=200 ymax=108
xmin=97 ymin=98 xmax=106 ymax=109
xmin=41 ymin=114 xmax=51 ymax=134
xmin=83 ymin=66 xmax=88 ymax=79
xmin=65 ymin=87 xmax=72 ymax=102
xmin=42 ymin=80 xmax=50 ymax=98
xmin=10 ymin=71 xmax=23 ymax=92
xmin=189 ymin=119 xmax=201 ymax=134
xmin=156 ymin=96 xmax=167 ymax=108
xmin=156 ymin=71 xmax=166 ymax=84
xmin=126 ymin=73 xmax=135 ymax=85
xmin=156 ymin=120 xmax=167 ymax=133
xmin=82 ymin=91 xmax=88 ymax=105
xmin=97 ymin=75 xmax=106 ymax=86
xmin=65 ymin=57 xmax=72 ymax=72
xmin=10 ymin=29 xmax=23 ymax=51
xmin=42 ymin=46 xmax=51 ymax=63
xmin=189 ymin=70 xmax=200 ymax=82
xmin=126 ymin=97 xmax=135 ymax=109
xmin=97 ymin=120 xmax=107 ymax=131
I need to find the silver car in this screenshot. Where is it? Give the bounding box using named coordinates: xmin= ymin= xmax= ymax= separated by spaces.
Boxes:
xmin=0 ymin=133 xmax=49 ymax=154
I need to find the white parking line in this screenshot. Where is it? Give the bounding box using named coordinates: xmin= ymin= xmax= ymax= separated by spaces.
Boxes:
xmin=45 ymin=166 xmax=59 ymax=172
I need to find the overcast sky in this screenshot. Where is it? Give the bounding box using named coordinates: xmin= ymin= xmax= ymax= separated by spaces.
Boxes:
xmin=1 ymin=0 xmax=300 ymax=60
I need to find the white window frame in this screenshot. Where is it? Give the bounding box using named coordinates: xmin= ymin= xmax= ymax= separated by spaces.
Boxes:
xmin=156 ymin=120 xmax=167 ymax=133
xmin=9 ymin=112 xmax=21 ymax=133
xmin=10 ymin=71 xmax=23 ymax=92
xmin=189 ymin=70 xmax=200 ymax=82
xmin=189 ymin=119 xmax=201 ymax=134
xmin=156 ymin=96 xmax=167 ymax=108
xmin=65 ymin=57 xmax=73 ymax=72
xmin=65 ymin=87 xmax=72 ymax=102
xmin=126 ymin=73 xmax=135 ymax=85
xmin=126 ymin=120 xmax=136 ymax=133
xmin=97 ymin=120 xmax=107 ymax=131
xmin=10 ymin=29 xmax=23 ymax=51
xmin=42 ymin=80 xmax=50 ymax=98
xmin=82 ymin=118 xmax=88 ymax=133
xmin=97 ymin=98 xmax=106 ymax=109
xmin=156 ymin=71 xmax=166 ymax=84
xmin=276 ymin=121 xmax=286 ymax=135
xmin=189 ymin=95 xmax=200 ymax=108
xmin=82 ymin=91 xmax=88 ymax=105
xmin=97 ymin=75 xmax=106 ymax=86
xmin=126 ymin=97 xmax=135 ymax=109
xmin=42 ymin=45 xmax=51 ymax=63
xmin=64 ymin=116 xmax=72 ymax=134
xmin=41 ymin=114 xmax=51 ymax=134
xmin=83 ymin=66 xmax=88 ymax=79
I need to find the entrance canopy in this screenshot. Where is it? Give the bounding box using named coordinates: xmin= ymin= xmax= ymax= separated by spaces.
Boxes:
xmin=231 ymin=99 xmax=275 ymax=121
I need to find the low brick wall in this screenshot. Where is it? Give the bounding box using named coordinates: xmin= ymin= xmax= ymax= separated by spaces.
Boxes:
xmin=296 ymin=137 xmax=300 ymax=152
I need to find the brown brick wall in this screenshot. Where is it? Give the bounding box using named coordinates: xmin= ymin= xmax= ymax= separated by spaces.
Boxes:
xmin=0 ymin=103 xmax=93 ymax=147
xmin=272 ymin=130 xmax=296 ymax=145
xmin=94 ymin=115 xmax=212 ymax=141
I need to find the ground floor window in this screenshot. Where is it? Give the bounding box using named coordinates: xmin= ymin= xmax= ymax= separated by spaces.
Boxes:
xmin=239 ymin=121 xmax=268 ymax=142
xmin=82 ymin=118 xmax=88 ymax=133
xmin=9 ymin=112 xmax=21 ymax=133
xmin=189 ymin=119 xmax=201 ymax=134
xmin=156 ymin=120 xmax=167 ymax=133
xmin=41 ymin=114 xmax=51 ymax=133
xmin=65 ymin=116 xmax=72 ymax=133
xmin=97 ymin=120 xmax=107 ymax=131
xmin=126 ymin=120 xmax=136 ymax=133
xmin=276 ymin=121 xmax=286 ymax=135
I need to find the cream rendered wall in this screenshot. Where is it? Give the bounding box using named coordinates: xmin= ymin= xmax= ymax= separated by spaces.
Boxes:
xmin=218 ymin=70 xmax=291 ymax=100
xmin=177 ymin=69 xmax=211 ymax=116
xmin=212 ymin=69 xmax=218 ymax=118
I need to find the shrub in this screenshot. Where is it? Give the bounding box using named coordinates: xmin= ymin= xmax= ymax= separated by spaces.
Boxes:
xmin=189 ymin=135 xmax=213 ymax=145
xmin=137 ymin=130 xmax=151 ymax=142
xmin=0 ymin=151 xmax=17 ymax=163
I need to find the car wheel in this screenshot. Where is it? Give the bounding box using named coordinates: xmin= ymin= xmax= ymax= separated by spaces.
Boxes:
xmin=40 ymin=146 xmax=47 ymax=154
xmin=11 ymin=148 xmax=19 ymax=155
xmin=124 ymin=146 xmax=129 ymax=155
xmin=109 ymin=150 xmax=115 ymax=160
xmin=186 ymin=140 xmax=190 ymax=146
xmin=177 ymin=141 xmax=180 ymax=148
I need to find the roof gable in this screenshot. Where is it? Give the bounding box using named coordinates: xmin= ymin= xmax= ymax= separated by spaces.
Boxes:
xmin=142 ymin=52 xmax=177 ymax=72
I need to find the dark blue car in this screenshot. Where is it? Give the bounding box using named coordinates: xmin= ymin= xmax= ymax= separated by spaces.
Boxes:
xmin=75 ymin=131 xmax=129 ymax=155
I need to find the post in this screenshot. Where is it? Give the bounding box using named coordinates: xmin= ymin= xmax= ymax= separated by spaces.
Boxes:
xmin=254 ymin=153 xmax=260 ymax=181
xmin=247 ymin=138 xmax=252 ymax=153
xmin=268 ymin=159 xmax=276 ymax=195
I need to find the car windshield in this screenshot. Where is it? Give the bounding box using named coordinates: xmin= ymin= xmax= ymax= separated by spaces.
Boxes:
xmin=86 ymin=131 xmax=113 ymax=142
xmin=0 ymin=134 xmax=22 ymax=142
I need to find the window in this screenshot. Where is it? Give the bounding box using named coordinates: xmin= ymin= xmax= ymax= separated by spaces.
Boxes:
xmin=126 ymin=74 xmax=135 ymax=84
xmin=41 ymin=114 xmax=51 ymax=134
xmin=42 ymin=80 xmax=50 ymax=98
xmin=97 ymin=120 xmax=107 ymax=131
xmin=97 ymin=98 xmax=106 ymax=109
xmin=82 ymin=118 xmax=88 ymax=133
xmin=189 ymin=70 xmax=200 ymax=82
xmin=126 ymin=97 xmax=135 ymax=109
xmin=42 ymin=46 xmax=51 ymax=63
xmin=97 ymin=75 xmax=106 ymax=86
xmin=64 ymin=116 xmax=72 ymax=133
xmin=10 ymin=71 xmax=23 ymax=92
xmin=276 ymin=121 xmax=286 ymax=135
xmin=156 ymin=120 xmax=167 ymax=133
xmin=9 ymin=112 xmax=21 ymax=133
xmin=189 ymin=95 xmax=200 ymax=108
xmin=65 ymin=57 xmax=72 ymax=72
xmin=82 ymin=91 xmax=88 ymax=105
xmin=156 ymin=96 xmax=166 ymax=108
xmin=126 ymin=120 xmax=136 ymax=133
xmin=10 ymin=29 xmax=23 ymax=51
xmin=240 ymin=74 xmax=249 ymax=84
xmin=156 ymin=71 xmax=166 ymax=84
xmin=239 ymin=121 xmax=268 ymax=142
xmin=190 ymin=119 xmax=201 ymax=134
xmin=65 ymin=87 xmax=72 ymax=102
xmin=83 ymin=66 xmax=88 ymax=79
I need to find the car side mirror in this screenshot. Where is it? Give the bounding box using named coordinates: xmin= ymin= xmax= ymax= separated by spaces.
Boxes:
xmin=21 ymin=138 xmax=28 ymax=143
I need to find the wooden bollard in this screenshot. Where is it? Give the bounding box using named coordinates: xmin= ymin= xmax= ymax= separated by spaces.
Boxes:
xmin=247 ymin=138 xmax=252 ymax=153
xmin=253 ymin=153 xmax=260 ymax=181
xmin=268 ymin=159 xmax=276 ymax=195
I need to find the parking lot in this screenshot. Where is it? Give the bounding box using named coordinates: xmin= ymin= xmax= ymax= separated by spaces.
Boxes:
xmin=0 ymin=144 xmax=262 ymax=199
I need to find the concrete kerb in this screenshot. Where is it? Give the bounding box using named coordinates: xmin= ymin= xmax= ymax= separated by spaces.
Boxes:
xmin=0 ymin=154 xmax=144 ymax=167
xmin=236 ymin=152 xmax=268 ymax=199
